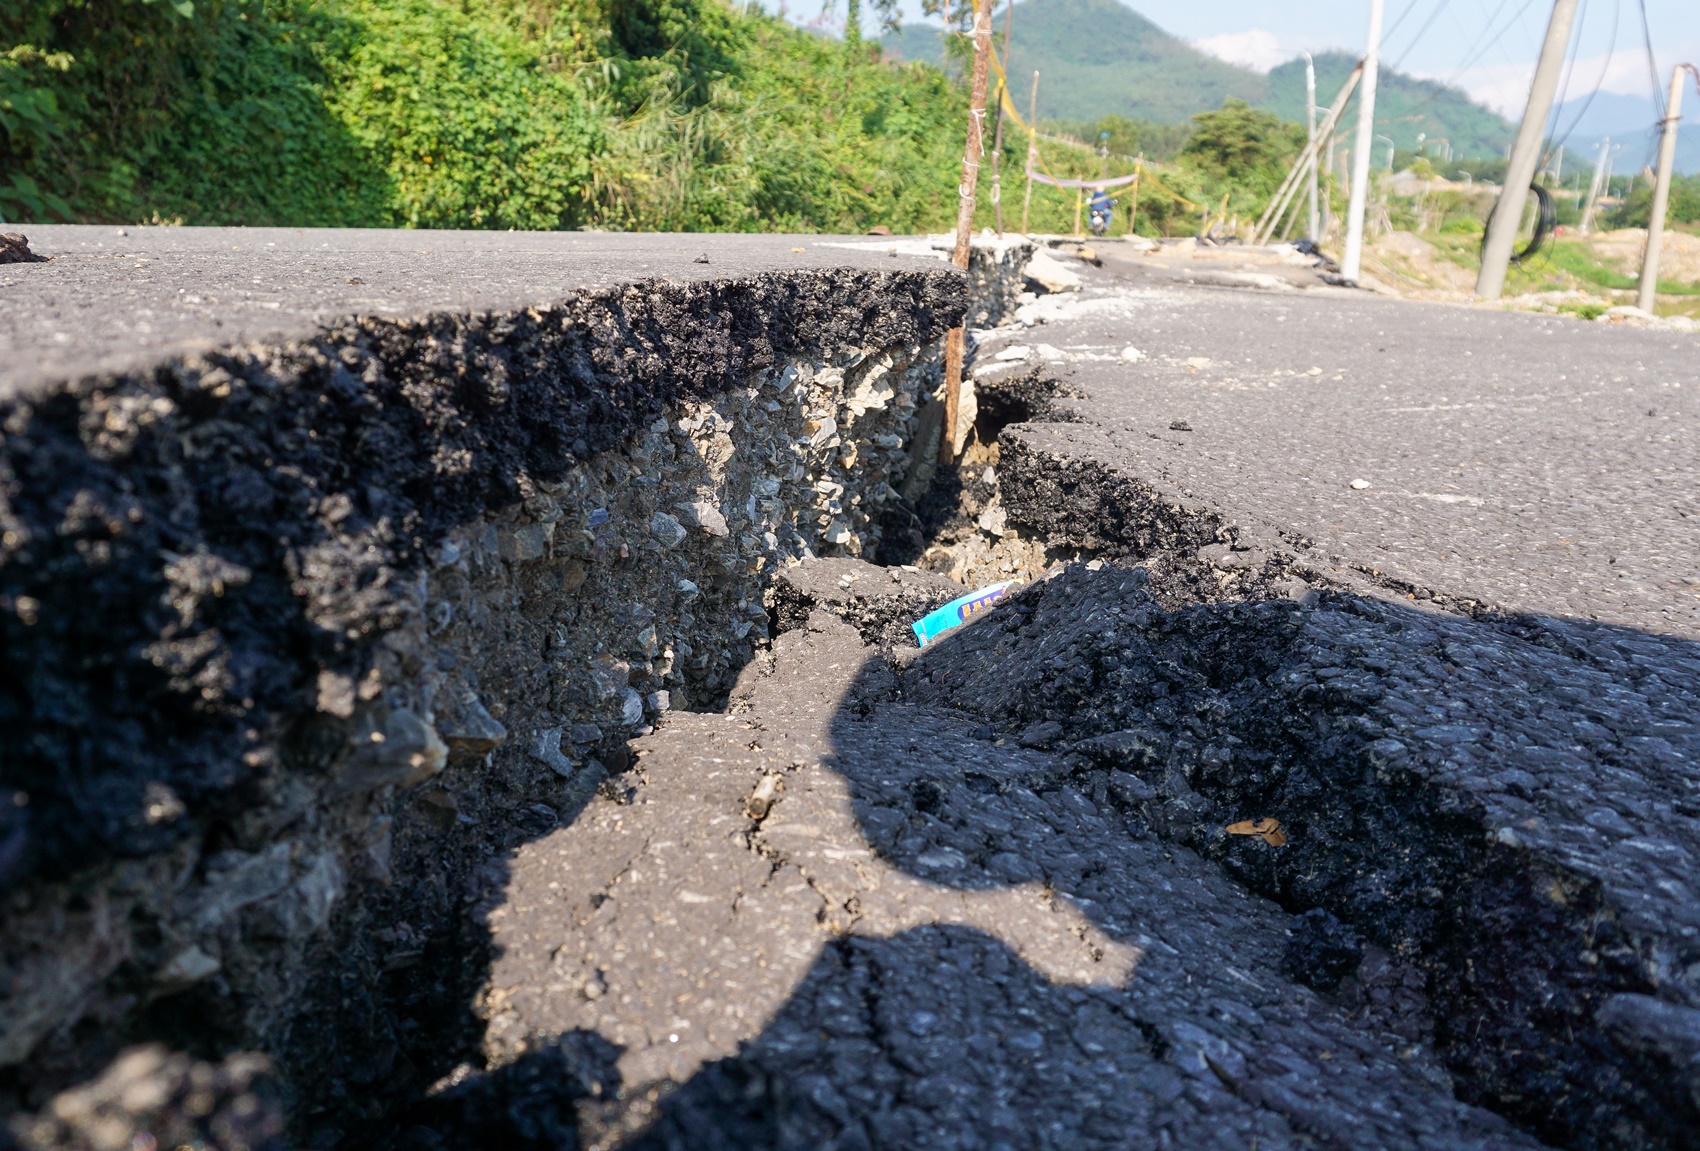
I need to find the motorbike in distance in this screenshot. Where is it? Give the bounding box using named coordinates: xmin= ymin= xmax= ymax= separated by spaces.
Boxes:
xmin=1088 ymin=189 xmax=1115 ymax=237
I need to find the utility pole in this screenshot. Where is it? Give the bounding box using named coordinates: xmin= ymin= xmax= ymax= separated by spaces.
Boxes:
xmin=1128 ymin=151 xmax=1143 ymax=236
xmin=1579 ymin=136 xmax=1609 ymax=235
xmin=1637 ymin=65 xmax=1698 ymax=313
xmin=1303 ymin=51 xmax=1320 ymax=239
xmin=1341 ymin=0 xmax=1385 ymax=284
xmin=1476 ymin=0 xmax=1581 ymax=298
xmin=941 ymin=0 xmax=994 ymax=467
xmin=1020 ymin=71 xmax=1039 ymax=235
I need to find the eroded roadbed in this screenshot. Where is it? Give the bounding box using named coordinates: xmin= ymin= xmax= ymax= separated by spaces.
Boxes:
xmin=408 ymin=563 xmax=1547 ymax=1151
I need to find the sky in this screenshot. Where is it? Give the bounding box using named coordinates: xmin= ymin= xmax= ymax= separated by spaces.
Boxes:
xmin=1168 ymin=0 xmax=1697 ymax=118
xmin=855 ymin=0 xmax=1699 ymax=120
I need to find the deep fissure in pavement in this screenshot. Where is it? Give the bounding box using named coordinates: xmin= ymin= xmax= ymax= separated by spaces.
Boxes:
xmin=7 ymin=260 xmax=1696 ymax=1151
xmin=0 ymin=266 xmax=969 ymax=1148
xmin=901 ymin=402 xmax=1699 ymax=1151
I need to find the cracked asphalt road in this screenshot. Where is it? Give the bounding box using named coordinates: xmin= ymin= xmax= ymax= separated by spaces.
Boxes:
xmin=0 ymin=226 xmax=948 ymax=400
xmin=403 ymin=256 xmax=1699 ymax=1151
xmin=985 ymin=249 xmax=1699 ymax=638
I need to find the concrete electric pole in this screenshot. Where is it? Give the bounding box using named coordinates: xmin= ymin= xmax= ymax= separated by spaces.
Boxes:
xmin=1303 ymin=52 xmax=1320 ymax=240
xmin=1476 ymin=0 xmax=1581 ymax=299
xmin=1341 ymin=0 xmax=1385 ymax=284
xmin=1637 ymin=65 xmax=1698 ymax=314
xmin=1579 ymin=136 xmax=1610 ymax=235
xmin=1020 ymin=71 xmax=1039 ymax=235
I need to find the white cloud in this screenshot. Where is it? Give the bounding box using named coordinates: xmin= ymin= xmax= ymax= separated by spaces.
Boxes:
xmin=1193 ymin=30 xmax=1296 ymax=74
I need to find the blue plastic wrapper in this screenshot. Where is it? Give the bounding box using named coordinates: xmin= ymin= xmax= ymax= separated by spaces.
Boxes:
xmin=912 ymin=581 xmax=1020 ymax=647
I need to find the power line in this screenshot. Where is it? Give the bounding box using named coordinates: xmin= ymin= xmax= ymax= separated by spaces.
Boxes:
xmin=1396 ymin=0 xmax=1541 ymax=123
xmin=1633 ymin=0 xmax=1664 ymax=171
xmin=1381 ymin=0 xmax=1427 ymax=46
xmin=1390 ymin=0 xmax=1455 ymax=72
xmin=1434 ymin=0 xmax=1541 ymax=94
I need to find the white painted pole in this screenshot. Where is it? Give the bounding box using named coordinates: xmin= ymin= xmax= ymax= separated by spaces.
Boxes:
xmin=1341 ymin=0 xmax=1385 ymax=284
xmin=1477 ymin=0 xmax=1582 ymax=298
xmin=1579 ymin=136 xmax=1609 ymax=235
xmin=1304 ymin=52 xmax=1319 ymax=239
xmin=1638 ymin=66 xmax=1695 ymax=313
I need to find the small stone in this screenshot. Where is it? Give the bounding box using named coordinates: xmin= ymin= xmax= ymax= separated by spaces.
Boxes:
xmin=531 ymin=728 xmax=575 ymax=778
xmin=647 ymin=690 xmax=671 ymax=713
xmin=677 ymin=501 xmax=729 ymax=537
xmin=587 ymin=658 xmax=630 ymax=701
xmin=824 ymin=520 xmax=852 ymax=545
xmin=1350 ymin=479 xmax=1371 ymax=490
xmin=650 ymin=512 xmax=687 ymax=549
xmin=155 ymin=946 xmax=221 ymax=988
xmin=1169 ymin=420 xmax=1192 ymax=432
xmin=339 ymin=708 xmax=448 ymax=792
xmin=316 ymin=670 xmax=357 ymax=718
xmin=677 ymin=578 xmax=701 ymax=599
xmin=439 ymin=692 xmax=508 ymax=761
xmin=621 ymin=688 xmax=644 ymax=727
xmin=499 ymin=523 xmax=549 ymax=563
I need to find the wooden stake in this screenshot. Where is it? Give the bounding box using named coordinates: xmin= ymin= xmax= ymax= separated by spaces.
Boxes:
xmin=1128 ymin=153 xmax=1142 ymax=236
xmin=1020 ymin=70 xmax=1039 ymax=236
xmin=942 ymin=0 xmax=994 ymax=467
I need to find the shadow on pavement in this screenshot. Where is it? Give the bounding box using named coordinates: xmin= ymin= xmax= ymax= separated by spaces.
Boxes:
xmin=370 ymin=554 xmax=1700 ymax=1151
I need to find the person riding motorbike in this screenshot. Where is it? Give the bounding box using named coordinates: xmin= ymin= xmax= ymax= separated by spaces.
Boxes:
xmin=1088 ymin=188 xmax=1115 ymax=237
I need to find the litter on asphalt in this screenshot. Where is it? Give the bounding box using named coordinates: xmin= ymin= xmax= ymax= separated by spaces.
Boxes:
xmin=912 ymin=581 xmax=1020 ymax=646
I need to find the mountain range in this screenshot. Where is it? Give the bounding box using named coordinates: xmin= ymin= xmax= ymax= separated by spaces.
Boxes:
xmin=1551 ymin=91 xmax=1700 ymax=177
xmin=884 ymin=0 xmax=1517 ymax=160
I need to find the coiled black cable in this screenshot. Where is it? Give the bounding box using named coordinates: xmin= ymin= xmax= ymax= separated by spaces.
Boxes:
xmin=1481 ymin=182 xmax=1557 ymax=266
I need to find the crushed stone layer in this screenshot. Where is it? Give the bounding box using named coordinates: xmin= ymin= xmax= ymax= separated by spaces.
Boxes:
xmin=419 ymin=567 xmax=1546 ymax=1151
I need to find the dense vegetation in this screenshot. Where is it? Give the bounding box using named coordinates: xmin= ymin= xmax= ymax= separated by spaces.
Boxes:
xmin=0 ymin=0 xmax=977 ymax=231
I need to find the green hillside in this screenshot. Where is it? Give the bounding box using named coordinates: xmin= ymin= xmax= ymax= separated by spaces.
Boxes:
xmin=0 ymin=0 xmax=968 ymax=231
xmin=884 ymin=0 xmax=1266 ymax=124
xmin=886 ymin=0 xmax=1516 ymax=161
xmin=1264 ymin=52 xmax=1513 ymax=161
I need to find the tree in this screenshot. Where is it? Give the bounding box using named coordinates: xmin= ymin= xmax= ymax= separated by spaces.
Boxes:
xmin=1180 ymin=98 xmax=1304 ymax=187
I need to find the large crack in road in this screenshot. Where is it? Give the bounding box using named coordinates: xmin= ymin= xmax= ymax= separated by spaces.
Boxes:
xmin=5 ymin=232 xmax=1697 ymax=1151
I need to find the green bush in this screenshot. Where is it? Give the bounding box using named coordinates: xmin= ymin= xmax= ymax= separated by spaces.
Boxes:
xmin=1606 ymin=174 xmax=1700 ymax=229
